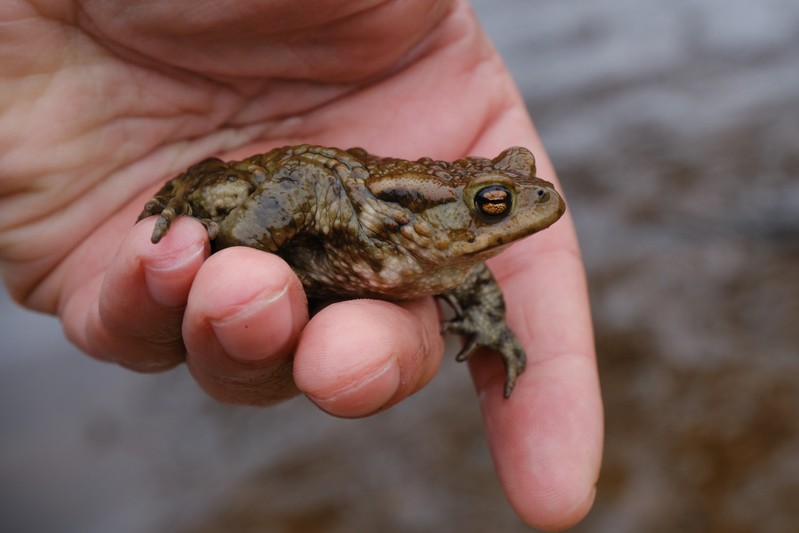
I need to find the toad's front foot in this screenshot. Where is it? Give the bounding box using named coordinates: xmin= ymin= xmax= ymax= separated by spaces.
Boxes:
xmin=438 ymin=263 xmax=527 ymax=398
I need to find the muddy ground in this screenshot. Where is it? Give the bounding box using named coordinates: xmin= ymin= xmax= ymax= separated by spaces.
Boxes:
xmin=2 ymin=1 xmax=798 ymax=532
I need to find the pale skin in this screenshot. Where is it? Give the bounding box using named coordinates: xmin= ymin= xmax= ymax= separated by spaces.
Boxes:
xmin=0 ymin=0 xmax=602 ymax=529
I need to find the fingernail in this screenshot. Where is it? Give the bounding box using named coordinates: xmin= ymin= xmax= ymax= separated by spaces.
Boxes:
xmin=210 ymin=283 xmax=294 ymax=362
xmin=310 ymin=356 xmax=400 ymax=417
xmin=144 ymin=244 xmax=206 ymax=307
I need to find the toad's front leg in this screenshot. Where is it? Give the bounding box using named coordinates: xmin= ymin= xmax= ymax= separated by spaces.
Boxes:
xmin=438 ymin=262 xmax=526 ymax=398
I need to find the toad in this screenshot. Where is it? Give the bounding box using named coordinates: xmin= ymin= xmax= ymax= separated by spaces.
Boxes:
xmin=138 ymin=145 xmax=565 ymax=397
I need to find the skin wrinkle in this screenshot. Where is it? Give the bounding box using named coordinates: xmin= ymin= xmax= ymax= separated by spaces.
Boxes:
xmin=0 ymin=160 xmax=128 ymax=305
xmin=287 ymin=54 xmax=477 ymax=161
xmin=220 ymin=3 xmax=473 ymax=157
xmin=387 ymin=305 xmax=433 ymax=399
xmin=27 ymin=0 xmax=75 ymax=24
xmin=66 ymin=272 xmax=107 ymax=354
xmin=220 ymin=4 xmax=456 ymax=127
xmin=410 ymin=306 xmax=439 ymax=389
xmin=4 ymin=85 xmax=296 ymax=235
xmin=73 ymin=7 xmax=268 ymax=136
xmin=3 ymin=66 xmax=224 ymax=226
xmin=453 ymin=44 xmax=521 ymax=157
xmin=414 ymin=14 xmax=508 ymax=160
xmin=97 ymin=35 xmax=273 ymax=99
xmin=111 ymin=1 xmax=379 ymax=41
xmin=435 ymin=30 xmax=514 ymax=158
xmin=76 ymin=0 xmax=451 ymax=83
xmin=311 ymin=355 xmax=398 ymax=404
xmin=208 ymin=282 xmax=290 ymax=328
xmin=281 ymin=3 xmax=446 ymax=82
xmin=27 ymin=189 xmax=156 ymax=312
xmin=332 ymin=1 xmax=455 ymax=86
xmin=191 ymin=353 xmax=299 ymax=404
xmin=96 ymin=279 xmax=184 ymax=353
xmin=462 ymin=78 xmax=516 ymax=158
xmin=225 ymin=81 xmax=352 ymax=127
xmin=3 ymin=171 xmax=147 ymax=307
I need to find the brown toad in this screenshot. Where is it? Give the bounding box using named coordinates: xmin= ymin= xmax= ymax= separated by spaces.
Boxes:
xmin=138 ymin=145 xmax=565 ymax=397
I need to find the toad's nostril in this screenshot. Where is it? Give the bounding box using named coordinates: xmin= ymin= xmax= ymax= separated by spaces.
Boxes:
xmin=534 ymin=187 xmax=550 ymax=202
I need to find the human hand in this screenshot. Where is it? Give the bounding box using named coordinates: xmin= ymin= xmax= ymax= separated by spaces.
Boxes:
xmin=0 ymin=0 xmax=601 ymax=528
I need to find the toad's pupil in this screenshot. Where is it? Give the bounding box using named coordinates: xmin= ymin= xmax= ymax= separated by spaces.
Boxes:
xmin=475 ymin=185 xmax=511 ymax=219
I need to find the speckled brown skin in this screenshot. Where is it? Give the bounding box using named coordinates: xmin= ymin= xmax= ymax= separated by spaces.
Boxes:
xmin=138 ymin=145 xmax=565 ymax=396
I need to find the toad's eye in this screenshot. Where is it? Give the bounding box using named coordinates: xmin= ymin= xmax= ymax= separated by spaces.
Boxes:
xmin=474 ymin=185 xmax=512 ymax=221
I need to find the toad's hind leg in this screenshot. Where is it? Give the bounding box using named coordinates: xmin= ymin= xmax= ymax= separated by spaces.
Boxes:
xmin=137 ymin=158 xmax=260 ymax=244
xmin=437 ymin=262 xmax=526 ymax=398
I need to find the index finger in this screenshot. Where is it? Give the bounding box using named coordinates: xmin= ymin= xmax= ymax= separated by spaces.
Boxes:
xmin=473 ymin=217 xmax=603 ymax=530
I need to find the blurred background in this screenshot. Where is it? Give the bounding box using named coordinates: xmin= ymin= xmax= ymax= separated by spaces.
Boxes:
xmin=2 ymin=0 xmax=798 ymax=531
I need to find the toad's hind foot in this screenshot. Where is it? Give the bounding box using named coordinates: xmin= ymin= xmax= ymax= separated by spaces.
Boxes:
xmin=438 ymin=262 xmax=527 ymax=398
xmin=448 ymin=328 xmax=525 ymax=398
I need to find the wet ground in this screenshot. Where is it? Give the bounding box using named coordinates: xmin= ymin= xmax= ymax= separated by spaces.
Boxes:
xmin=2 ymin=1 xmax=799 ymax=531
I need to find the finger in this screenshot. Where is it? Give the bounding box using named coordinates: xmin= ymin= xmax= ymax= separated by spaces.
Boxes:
xmin=472 ymin=222 xmax=603 ymax=531
xmin=293 ymin=298 xmax=444 ymax=418
xmin=182 ymin=247 xmax=309 ymax=405
xmin=69 ymin=216 xmax=209 ymax=371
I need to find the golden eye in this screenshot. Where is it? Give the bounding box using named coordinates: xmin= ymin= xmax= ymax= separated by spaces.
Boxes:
xmin=475 ymin=185 xmax=512 ymax=221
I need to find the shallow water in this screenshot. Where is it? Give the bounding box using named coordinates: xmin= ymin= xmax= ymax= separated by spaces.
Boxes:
xmin=2 ymin=1 xmax=799 ymax=531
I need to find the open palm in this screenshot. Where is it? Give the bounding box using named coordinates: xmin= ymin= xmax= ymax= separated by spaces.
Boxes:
xmin=0 ymin=0 xmax=601 ymax=529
